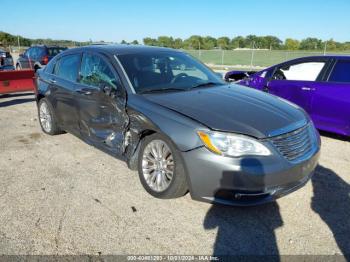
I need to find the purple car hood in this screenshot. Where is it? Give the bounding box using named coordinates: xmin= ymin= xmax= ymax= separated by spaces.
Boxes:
xmin=144 ymin=84 xmax=308 ymax=139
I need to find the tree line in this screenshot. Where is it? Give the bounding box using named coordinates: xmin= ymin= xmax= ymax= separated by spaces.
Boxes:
xmin=142 ymin=35 xmax=350 ymax=51
xmin=1 ymin=31 xmax=350 ymax=51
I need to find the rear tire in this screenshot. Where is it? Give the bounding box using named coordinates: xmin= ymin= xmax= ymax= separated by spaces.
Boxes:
xmin=138 ymin=133 xmax=188 ymax=199
xmin=38 ymin=98 xmax=62 ymax=135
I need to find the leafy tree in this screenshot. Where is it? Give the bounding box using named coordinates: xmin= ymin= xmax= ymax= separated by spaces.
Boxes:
xmin=173 ymin=38 xmax=183 ymax=49
xmin=264 ymin=35 xmax=282 ymax=49
xmin=231 ymin=36 xmax=246 ymax=49
xmin=120 ymin=40 xmax=128 ymax=44
xmin=143 ymin=37 xmax=157 ymax=46
xmin=217 ymin=36 xmax=230 ymax=50
xmin=299 ymin=38 xmax=323 ymax=50
xmin=157 ymin=36 xmax=174 ymax=47
xmin=202 ymin=36 xmax=217 ymax=50
xmin=183 ymin=35 xmax=202 ymax=49
xmin=324 ymin=39 xmax=337 ymax=51
xmin=131 ymin=40 xmax=139 ymax=45
xmin=285 ymin=38 xmax=300 ymax=50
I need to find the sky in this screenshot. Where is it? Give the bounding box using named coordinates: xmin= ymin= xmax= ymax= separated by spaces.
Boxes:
xmin=1 ymin=0 xmax=349 ymax=43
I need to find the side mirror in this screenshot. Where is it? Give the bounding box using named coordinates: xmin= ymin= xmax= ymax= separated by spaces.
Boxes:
xmin=100 ymin=82 xmax=124 ymax=98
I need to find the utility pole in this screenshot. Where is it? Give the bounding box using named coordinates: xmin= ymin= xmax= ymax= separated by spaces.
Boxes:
xmin=198 ymin=41 xmax=201 ymax=59
xmin=17 ymin=36 xmax=20 ymax=53
xmin=323 ymin=41 xmax=327 ymax=56
xmin=250 ymin=41 xmax=255 ymax=70
xmin=221 ymin=48 xmax=224 ymax=66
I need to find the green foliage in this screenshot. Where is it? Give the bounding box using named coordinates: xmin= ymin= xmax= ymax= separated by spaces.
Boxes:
xmin=1 ymin=31 xmax=349 ymax=53
xmin=217 ymin=37 xmax=230 ymax=50
xmin=285 ymin=38 xmax=300 ymax=50
xmin=299 ymin=38 xmax=323 ymax=50
xmin=157 ymin=36 xmax=174 ymax=47
xmin=0 ymin=31 xmax=90 ymax=48
xmin=143 ymin=37 xmax=157 ymax=46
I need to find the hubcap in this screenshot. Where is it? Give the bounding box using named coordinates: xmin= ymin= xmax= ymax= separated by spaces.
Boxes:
xmin=142 ymin=140 xmax=174 ymax=192
xmin=39 ymin=102 xmax=52 ymax=133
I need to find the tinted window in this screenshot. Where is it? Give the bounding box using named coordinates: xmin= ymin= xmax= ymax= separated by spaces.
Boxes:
xmin=56 ymin=54 xmax=80 ymax=82
xmin=45 ymin=57 xmax=57 ymax=74
xmin=328 ymin=60 xmax=350 ymax=83
xmin=273 ymin=62 xmax=325 ymax=81
xmin=79 ymin=53 xmax=118 ymax=89
xmin=37 ymin=47 xmax=46 ymax=57
xmin=26 ymin=48 xmax=34 ymax=58
xmin=48 ymin=47 xmax=67 ymax=57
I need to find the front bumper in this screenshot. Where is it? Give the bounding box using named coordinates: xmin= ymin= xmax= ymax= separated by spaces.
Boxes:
xmin=181 ymin=145 xmax=320 ymax=206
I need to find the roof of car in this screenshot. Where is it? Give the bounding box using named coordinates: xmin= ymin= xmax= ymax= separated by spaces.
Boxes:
xmin=290 ymin=55 xmax=350 ymax=61
xmin=67 ymin=44 xmax=181 ymax=55
xmin=31 ymin=45 xmax=67 ymax=48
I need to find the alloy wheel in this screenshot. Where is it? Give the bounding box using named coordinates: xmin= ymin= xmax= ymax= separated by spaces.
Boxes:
xmin=39 ymin=101 xmax=52 ymax=133
xmin=142 ymin=139 xmax=175 ymax=192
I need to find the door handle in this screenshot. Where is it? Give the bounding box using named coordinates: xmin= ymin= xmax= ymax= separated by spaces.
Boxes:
xmin=301 ymin=87 xmax=315 ymax=91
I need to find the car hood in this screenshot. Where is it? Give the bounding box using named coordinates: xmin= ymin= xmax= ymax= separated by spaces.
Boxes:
xmin=143 ymin=84 xmax=308 ymax=139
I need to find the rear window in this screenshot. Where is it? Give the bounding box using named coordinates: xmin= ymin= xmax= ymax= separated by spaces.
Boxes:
xmin=48 ymin=47 xmax=67 ymax=57
xmin=328 ymin=60 xmax=350 ymax=83
xmin=55 ymin=54 xmax=80 ymax=82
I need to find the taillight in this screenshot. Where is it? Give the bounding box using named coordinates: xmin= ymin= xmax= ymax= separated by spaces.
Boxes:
xmin=42 ymin=55 xmax=49 ymax=65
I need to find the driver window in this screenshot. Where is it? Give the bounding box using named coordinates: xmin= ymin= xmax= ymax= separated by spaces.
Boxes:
xmin=273 ymin=62 xmax=325 ymax=81
xmin=79 ymin=53 xmax=119 ymax=90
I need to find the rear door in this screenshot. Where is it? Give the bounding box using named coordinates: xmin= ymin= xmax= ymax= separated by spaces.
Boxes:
xmin=310 ymin=59 xmax=350 ymax=135
xmin=76 ymin=52 xmax=128 ymax=155
xmin=266 ymin=59 xmax=328 ymax=114
xmin=50 ymin=53 xmax=81 ymax=134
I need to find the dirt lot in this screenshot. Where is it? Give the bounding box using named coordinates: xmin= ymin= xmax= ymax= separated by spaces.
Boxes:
xmin=0 ymin=93 xmax=349 ymax=257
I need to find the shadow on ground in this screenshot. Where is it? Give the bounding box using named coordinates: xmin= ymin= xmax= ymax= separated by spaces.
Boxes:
xmin=203 ymin=164 xmax=350 ymax=259
xmin=311 ymin=165 xmax=350 ymax=260
xmin=0 ymin=94 xmax=35 ymax=107
xmin=319 ymin=130 xmax=349 ymax=142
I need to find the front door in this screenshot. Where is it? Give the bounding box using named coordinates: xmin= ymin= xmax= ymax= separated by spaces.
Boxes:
xmin=266 ymin=60 xmax=327 ymax=114
xmin=76 ymin=52 xmax=128 ymax=155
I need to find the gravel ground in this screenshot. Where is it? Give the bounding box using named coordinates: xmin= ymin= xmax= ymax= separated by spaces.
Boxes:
xmin=0 ymin=93 xmax=349 ymax=257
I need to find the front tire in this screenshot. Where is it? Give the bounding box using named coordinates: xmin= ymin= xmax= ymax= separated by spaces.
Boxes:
xmin=138 ymin=133 xmax=188 ymax=199
xmin=38 ymin=98 xmax=61 ymax=135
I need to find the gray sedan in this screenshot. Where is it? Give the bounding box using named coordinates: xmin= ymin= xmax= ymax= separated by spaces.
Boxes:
xmin=35 ymin=45 xmax=320 ymax=206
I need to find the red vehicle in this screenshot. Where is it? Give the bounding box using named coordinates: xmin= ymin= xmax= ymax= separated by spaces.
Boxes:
xmin=0 ymin=47 xmax=35 ymax=95
xmin=0 ymin=69 xmax=35 ymax=95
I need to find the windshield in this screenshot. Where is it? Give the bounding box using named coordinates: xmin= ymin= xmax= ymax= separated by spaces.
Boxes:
xmin=117 ymin=51 xmax=224 ymax=93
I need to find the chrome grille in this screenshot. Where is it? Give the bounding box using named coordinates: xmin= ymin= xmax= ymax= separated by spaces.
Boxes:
xmin=270 ymin=124 xmax=314 ymax=162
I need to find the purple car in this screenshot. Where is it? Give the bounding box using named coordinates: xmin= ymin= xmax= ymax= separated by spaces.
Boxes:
xmin=225 ymin=56 xmax=350 ymax=137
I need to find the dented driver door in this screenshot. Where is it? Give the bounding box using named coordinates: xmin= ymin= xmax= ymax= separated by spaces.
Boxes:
xmin=76 ymin=52 xmax=128 ymax=156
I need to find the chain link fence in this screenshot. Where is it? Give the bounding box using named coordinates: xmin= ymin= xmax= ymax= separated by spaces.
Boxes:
xmin=6 ymin=45 xmax=350 ymax=70
xmin=186 ymin=49 xmax=350 ymax=69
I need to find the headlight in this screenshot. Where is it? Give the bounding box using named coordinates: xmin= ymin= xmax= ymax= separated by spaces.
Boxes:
xmin=197 ymin=131 xmax=271 ymax=157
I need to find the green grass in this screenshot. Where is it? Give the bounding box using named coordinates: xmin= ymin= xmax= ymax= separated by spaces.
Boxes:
xmin=186 ymin=50 xmax=350 ymax=68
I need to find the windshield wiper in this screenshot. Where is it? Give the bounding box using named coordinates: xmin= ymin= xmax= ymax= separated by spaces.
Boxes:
xmin=139 ymin=87 xmax=187 ymax=94
xmin=190 ymin=82 xmax=222 ymax=89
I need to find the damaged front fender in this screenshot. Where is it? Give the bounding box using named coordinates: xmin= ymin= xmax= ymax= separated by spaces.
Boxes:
xmin=123 ymin=95 xmax=207 ymax=170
